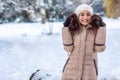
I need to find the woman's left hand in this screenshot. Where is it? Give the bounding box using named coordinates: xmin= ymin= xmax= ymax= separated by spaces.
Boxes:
xmin=90 ymin=14 xmax=106 ymax=27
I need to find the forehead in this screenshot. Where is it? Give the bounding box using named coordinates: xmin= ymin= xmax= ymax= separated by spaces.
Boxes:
xmin=80 ymin=10 xmax=91 ymax=14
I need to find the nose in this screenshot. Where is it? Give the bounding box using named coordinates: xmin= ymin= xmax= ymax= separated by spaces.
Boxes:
xmin=84 ymin=15 xmax=88 ymax=19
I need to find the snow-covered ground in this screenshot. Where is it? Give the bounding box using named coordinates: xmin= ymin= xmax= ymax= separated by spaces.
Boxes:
xmin=0 ymin=17 xmax=120 ymax=80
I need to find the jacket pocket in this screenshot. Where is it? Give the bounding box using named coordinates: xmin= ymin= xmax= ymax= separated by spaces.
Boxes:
xmin=93 ymin=59 xmax=98 ymax=75
xmin=62 ymin=58 xmax=70 ymax=72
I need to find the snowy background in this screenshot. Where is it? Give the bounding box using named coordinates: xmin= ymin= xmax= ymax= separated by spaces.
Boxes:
xmin=0 ymin=17 xmax=120 ymax=80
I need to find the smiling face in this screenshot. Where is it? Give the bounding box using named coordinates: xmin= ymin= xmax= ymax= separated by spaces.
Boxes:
xmin=78 ymin=10 xmax=92 ymax=26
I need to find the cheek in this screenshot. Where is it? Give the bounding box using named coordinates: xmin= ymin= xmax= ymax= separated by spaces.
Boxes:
xmin=78 ymin=17 xmax=82 ymax=23
xmin=88 ymin=17 xmax=91 ymax=21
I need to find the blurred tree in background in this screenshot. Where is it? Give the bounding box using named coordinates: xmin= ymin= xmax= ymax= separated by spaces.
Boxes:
xmin=104 ymin=0 xmax=114 ymax=18
xmin=114 ymin=0 xmax=120 ymax=18
xmin=0 ymin=0 xmax=120 ymax=24
xmin=104 ymin=0 xmax=120 ymax=18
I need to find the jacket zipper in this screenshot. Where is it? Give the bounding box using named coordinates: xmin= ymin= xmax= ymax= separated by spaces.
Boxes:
xmin=79 ymin=26 xmax=87 ymax=80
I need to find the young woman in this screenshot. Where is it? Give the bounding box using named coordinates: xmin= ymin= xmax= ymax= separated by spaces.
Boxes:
xmin=62 ymin=4 xmax=106 ymax=80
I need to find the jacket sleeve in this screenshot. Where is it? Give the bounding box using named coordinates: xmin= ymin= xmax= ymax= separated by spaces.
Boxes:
xmin=94 ymin=26 xmax=106 ymax=52
xmin=62 ymin=27 xmax=73 ymax=52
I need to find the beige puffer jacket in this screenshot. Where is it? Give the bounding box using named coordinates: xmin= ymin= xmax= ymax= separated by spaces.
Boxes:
xmin=62 ymin=24 xmax=106 ymax=80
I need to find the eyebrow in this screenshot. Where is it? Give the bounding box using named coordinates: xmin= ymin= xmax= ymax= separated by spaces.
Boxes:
xmin=80 ymin=12 xmax=91 ymax=15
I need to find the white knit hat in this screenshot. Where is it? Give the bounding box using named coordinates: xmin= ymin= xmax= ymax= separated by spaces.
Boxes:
xmin=75 ymin=4 xmax=94 ymax=17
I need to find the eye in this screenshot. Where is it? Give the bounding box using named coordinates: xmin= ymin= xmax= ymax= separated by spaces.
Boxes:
xmin=87 ymin=13 xmax=91 ymax=16
xmin=80 ymin=13 xmax=84 ymax=16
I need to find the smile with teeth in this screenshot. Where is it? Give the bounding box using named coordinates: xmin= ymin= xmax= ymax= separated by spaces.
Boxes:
xmin=82 ymin=20 xmax=89 ymax=22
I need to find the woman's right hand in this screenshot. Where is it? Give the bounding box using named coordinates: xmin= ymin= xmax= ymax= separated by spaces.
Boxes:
xmin=63 ymin=13 xmax=78 ymax=27
xmin=63 ymin=16 xmax=71 ymax=27
xmin=63 ymin=13 xmax=80 ymax=32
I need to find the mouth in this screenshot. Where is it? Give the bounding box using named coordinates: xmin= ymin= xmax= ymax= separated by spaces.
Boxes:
xmin=81 ymin=20 xmax=90 ymax=25
xmin=82 ymin=20 xmax=89 ymax=23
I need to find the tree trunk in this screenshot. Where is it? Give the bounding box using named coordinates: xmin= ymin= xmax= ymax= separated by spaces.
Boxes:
xmin=114 ymin=0 xmax=120 ymax=18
